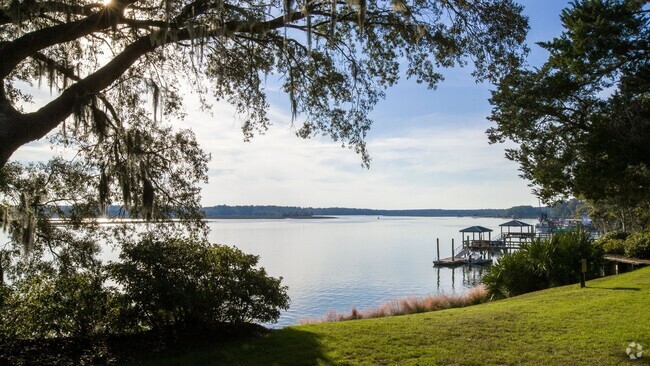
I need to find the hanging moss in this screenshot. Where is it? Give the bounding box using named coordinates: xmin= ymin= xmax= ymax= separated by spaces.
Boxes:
xmin=18 ymin=192 xmax=35 ymax=255
xmin=142 ymin=178 xmax=154 ymax=220
xmin=90 ymin=97 xmax=110 ymax=142
xmin=98 ymin=168 xmax=109 ymax=214
xmin=1 ymin=204 xmax=9 ymax=232
xmin=150 ymin=81 xmax=160 ymax=123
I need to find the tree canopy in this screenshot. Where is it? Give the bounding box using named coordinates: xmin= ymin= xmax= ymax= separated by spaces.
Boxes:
xmin=487 ymin=0 xmax=649 ymax=210
xmin=1 ymin=0 xmax=528 ymax=167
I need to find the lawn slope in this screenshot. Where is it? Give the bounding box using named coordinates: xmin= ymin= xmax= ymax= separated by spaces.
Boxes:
xmin=133 ymin=267 xmax=650 ymax=365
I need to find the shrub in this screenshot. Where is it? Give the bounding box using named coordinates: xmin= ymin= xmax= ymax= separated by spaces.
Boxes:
xmin=544 ymin=229 xmax=604 ymax=286
xmin=624 ymin=230 xmax=650 ymax=259
xmin=481 ymin=249 xmax=545 ymax=299
xmin=0 ymin=271 xmax=117 ymax=339
xmin=595 ymin=231 xmax=629 ymax=255
xmin=482 ymin=229 xmax=604 ymax=299
xmin=109 ymin=237 xmax=290 ymax=330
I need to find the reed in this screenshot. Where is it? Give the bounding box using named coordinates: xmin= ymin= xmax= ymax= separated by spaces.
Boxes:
xmin=300 ymin=285 xmax=488 ymax=324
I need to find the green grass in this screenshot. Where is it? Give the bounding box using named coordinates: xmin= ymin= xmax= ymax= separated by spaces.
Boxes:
xmin=131 ymin=267 xmax=650 ymax=365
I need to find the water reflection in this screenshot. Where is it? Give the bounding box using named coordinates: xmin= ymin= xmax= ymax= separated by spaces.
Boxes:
xmin=205 ymin=216 xmax=532 ymax=327
xmin=435 ymin=265 xmax=486 ymax=292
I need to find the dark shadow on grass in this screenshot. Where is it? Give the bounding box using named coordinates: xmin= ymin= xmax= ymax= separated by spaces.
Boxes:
xmin=127 ymin=327 xmax=331 ymax=366
xmin=215 ymin=327 xmax=331 ymax=366
xmin=588 ymin=286 xmax=641 ymax=291
xmin=0 ymin=324 xmax=330 ymax=366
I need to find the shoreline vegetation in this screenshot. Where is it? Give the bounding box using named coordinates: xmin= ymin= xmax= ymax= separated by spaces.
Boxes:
xmin=300 ymin=285 xmax=489 ymax=324
xmin=201 ymin=204 xmax=549 ymax=219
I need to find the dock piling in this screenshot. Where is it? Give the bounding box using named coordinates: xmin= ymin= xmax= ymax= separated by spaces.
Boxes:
xmin=436 ymin=238 xmax=440 ymax=261
xmin=451 ymin=238 xmax=455 ymax=261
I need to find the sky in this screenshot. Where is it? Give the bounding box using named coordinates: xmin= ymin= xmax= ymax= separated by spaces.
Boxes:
xmin=12 ymin=0 xmax=573 ymax=210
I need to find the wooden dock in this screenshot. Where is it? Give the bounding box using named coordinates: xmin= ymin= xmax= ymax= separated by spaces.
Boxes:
xmin=603 ymin=254 xmax=650 ymax=275
xmin=604 ymin=254 xmax=650 ymax=266
xmin=433 ymin=257 xmax=493 ymax=267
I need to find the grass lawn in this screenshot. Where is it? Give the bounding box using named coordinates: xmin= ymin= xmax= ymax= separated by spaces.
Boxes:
xmin=131 ymin=267 xmax=650 ymax=365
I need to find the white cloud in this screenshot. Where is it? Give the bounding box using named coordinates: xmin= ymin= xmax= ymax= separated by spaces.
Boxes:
xmin=10 ymin=94 xmax=535 ymax=209
xmin=9 ymin=66 xmax=537 ymax=210
xmin=175 ymin=96 xmax=536 ymax=209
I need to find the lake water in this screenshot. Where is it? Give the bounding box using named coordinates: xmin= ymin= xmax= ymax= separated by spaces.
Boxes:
xmin=206 ymin=216 xmax=535 ymax=327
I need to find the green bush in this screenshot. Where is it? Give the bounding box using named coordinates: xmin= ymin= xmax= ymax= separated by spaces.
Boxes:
xmin=595 ymin=231 xmax=629 ymax=255
xmin=482 ymin=229 xmax=604 ymax=299
xmin=624 ymin=231 xmax=650 ymax=259
xmin=0 ymin=271 xmax=117 ymax=339
xmin=109 ymin=237 xmax=290 ymax=330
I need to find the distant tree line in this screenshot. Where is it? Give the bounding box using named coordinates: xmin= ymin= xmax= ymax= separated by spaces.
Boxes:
xmin=73 ymin=203 xmax=585 ymax=220
xmin=201 ymin=205 xmax=552 ymax=219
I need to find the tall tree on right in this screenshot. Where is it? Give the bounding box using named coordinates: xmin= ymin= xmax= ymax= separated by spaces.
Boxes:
xmin=487 ymin=0 xmax=649 ymax=218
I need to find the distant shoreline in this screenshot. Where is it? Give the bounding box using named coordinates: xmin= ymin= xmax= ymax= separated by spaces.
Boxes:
xmin=53 ymin=204 xmax=549 ymax=221
xmin=201 ymin=204 xmax=548 ymax=220
xmin=205 ymin=216 xmax=336 ymax=220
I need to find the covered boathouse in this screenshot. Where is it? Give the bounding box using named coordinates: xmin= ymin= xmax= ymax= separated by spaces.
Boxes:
xmin=434 ymin=220 xmax=539 ymax=267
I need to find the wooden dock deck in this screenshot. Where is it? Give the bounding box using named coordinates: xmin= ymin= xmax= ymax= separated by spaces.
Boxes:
xmin=433 ymin=257 xmax=493 ymax=267
xmin=603 ymin=255 xmax=650 ymax=266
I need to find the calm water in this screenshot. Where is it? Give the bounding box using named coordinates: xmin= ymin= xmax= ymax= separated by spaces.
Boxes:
xmin=206 ymin=216 xmax=535 ymax=327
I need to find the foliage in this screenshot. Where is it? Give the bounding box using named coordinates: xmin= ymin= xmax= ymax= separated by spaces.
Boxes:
xmin=584 ymin=199 xmax=650 ymax=232
xmin=0 ymin=270 xmax=119 ymax=340
xmin=623 ymin=230 xmax=650 ymax=259
xmin=132 ymin=267 xmax=650 ymax=366
xmin=482 ymin=229 xmax=604 ymax=298
xmin=548 ymin=198 xmax=584 ymax=219
xmin=0 ymin=0 xmax=528 ymax=172
xmin=109 ymin=236 xmax=290 ymax=329
xmin=595 ymin=229 xmax=650 ymax=258
xmin=480 ymin=249 xmax=544 ymax=298
xmin=595 ymin=230 xmax=629 ymax=255
xmin=487 ymin=0 xmax=650 ymax=210
xmin=0 ymin=234 xmax=290 ymax=363
xmin=0 ymin=161 xmax=287 ymax=362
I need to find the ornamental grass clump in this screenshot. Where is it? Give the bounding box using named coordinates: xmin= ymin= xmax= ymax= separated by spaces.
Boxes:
xmin=301 ymin=285 xmax=488 ymax=324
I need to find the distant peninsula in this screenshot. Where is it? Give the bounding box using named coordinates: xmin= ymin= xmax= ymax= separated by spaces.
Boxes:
xmin=202 ymin=205 xmax=551 ymax=219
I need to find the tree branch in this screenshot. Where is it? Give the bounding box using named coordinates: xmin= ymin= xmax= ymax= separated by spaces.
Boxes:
xmin=0 ymin=0 xmax=136 ymax=79
xmin=0 ymin=1 xmax=102 ymax=26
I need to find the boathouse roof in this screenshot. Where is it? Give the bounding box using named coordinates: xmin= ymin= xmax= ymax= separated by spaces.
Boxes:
xmin=499 ymin=220 xmax=532 ymax=227
xmin=459 ymin=225 xmax=493 ymax=233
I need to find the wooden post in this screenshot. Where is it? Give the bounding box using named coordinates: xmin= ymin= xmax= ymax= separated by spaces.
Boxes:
xmin=436 ymin=238 xmax=440 ymax=261
xmin=451 ymin=238 xmax=455 ymax=261
xmin=580 ymin=259 xmax=587 ymax=288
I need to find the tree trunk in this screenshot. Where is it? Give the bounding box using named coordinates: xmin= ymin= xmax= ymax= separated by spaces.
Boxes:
xmin=0 ymin=87 xmax=76 ymax=168
xmin=0 ymin=35 xmax=158 ymax=169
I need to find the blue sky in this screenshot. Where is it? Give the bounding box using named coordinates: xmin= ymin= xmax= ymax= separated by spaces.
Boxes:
xmin=13 ymin=0 xmax=572 ymax=209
